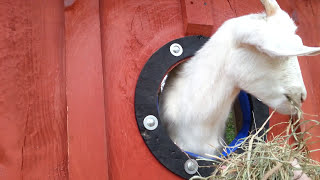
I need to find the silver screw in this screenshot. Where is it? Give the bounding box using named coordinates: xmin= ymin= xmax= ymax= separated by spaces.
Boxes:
xmin=143 ymin=115 xmax=158 ymax=130
xmin=184 ymin=159 xmax=198 ymax=174
xmin=170 ymin=43 xmax=183 ymax=57
xmin=172 ymin=46 xmax=180 ymax=53
xmin=145 ymin=118 xmax=155 ymax=127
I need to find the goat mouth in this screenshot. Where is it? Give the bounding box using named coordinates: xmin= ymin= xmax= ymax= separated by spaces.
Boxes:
xmin=284 ymin=94 xmax=301 ymax=110
xmin=285 ymin=94 xmax=292 ymax=102
xmin=285 ymin=94 xmax=303 ymax=107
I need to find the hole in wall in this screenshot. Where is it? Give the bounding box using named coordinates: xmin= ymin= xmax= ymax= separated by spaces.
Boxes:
xmin=224 ymin=98 xmax=244 ymax=145
xmin=157 ymin=59 xmax=245 ymax=156
xmin=225 ymin=110 xmax=237 ymax=145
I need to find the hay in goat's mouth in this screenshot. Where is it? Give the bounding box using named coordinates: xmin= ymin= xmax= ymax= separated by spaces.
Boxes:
xmin=191 ymin=106 xmax=320 ymax=180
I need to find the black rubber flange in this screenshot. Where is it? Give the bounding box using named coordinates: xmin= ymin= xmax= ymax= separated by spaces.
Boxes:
xmin=134 ymin=35 xmax=269 ymax=179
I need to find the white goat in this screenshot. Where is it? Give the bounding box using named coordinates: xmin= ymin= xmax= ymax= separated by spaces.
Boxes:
xmin=159 ymin=0 xmax=320 ymax=156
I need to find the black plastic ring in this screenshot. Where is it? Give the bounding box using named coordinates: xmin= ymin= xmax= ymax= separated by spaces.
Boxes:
xmin=134 ymin=36 xmax=269 ymax=179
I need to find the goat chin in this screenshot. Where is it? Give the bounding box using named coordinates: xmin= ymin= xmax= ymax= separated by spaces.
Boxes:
xmin=159 ymin=0 xmax=320 ymax=156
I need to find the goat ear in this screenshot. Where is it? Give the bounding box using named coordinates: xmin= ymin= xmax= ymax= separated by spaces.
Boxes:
xmin=260 ymin=0 xmax=280 ymax=16
xmin=258 ymin=45 xmax=320 ymax=57
xmin=242 ymin=33 xmax=320 ymax=57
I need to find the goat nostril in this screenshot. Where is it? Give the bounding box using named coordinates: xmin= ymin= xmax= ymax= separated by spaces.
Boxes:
xmin=301 ymin=93 xmax=304 ymax=103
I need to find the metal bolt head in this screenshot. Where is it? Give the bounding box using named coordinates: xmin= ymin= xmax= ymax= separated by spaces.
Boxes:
xmin=143 ymin=115 xmax=158 ymax=130
xmin=184 ymin=159 xmax=198 ymax=174
xmin=172 ymin=46 xmax=180 ymax=53
xmin=170 ymin=43 xmax=183 ymax=56
xmin=145 ymin=118 xmax=155 ymax=127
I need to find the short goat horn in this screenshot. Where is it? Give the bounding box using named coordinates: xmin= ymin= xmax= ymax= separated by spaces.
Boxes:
xmin=260 ymin=0 xmax=280 ymax=16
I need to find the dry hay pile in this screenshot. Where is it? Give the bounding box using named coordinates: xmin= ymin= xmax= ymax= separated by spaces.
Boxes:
xmin=191 ymin=107 xmax=320 ymax=180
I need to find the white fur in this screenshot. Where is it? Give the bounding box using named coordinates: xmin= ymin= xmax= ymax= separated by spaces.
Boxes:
xmin=159 ymin=0 xmax=320 ymax=156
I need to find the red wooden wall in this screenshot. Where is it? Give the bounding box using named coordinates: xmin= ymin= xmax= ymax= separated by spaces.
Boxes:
xmin=0 ymin=0 xmax=319 ymax=179
xmin=0 ymin=1 xmax=68 ymax=179
xmin=65 ymin=0 xmax=109 ymax=179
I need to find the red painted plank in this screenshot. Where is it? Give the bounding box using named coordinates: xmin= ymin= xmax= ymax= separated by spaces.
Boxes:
xmin=100 ymin=0 xmax=185 ymax=179
xmin=181 ymin=0 xmax=214 ymax=36
xmin=0 ymin=0 xmax=68 ymax=179
xmin=65 ymin=0 xmax=109 ymax=179
xmin=211 ymin=0 xmax=264 ymax=32
xmin=289 ymin=0 xmax=320 ymax=161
